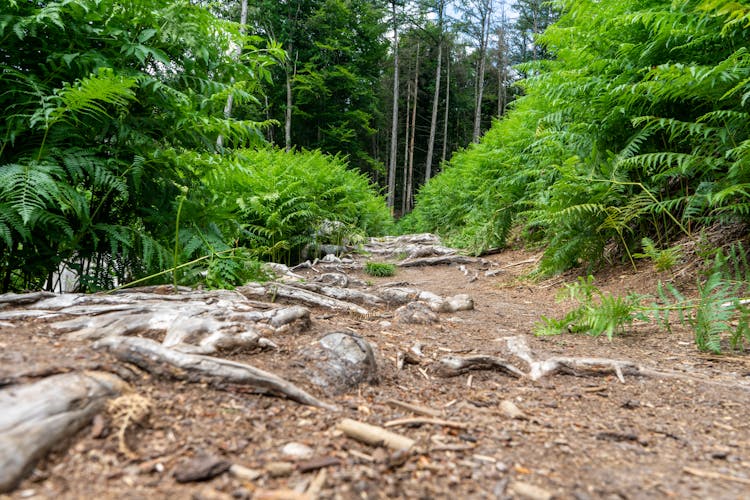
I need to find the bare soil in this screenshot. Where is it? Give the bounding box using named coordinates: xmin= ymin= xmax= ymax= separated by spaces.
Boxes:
xmin=2 ymin=248 xmax=750 ymax=500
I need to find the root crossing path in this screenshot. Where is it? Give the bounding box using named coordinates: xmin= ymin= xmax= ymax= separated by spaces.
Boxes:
xmin=1 ymin=234 xmax=749 ymax=499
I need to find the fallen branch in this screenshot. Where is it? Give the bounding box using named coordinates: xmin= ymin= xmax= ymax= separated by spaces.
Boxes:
xmin=93 ymin=336 xmax=337 ymax=411
xmin=0 ymin=371 xmax=128 ymax=493
xmin=385 ymin=399 xmax=441 ymax=418
xmin=337 ymin=418 xmax=415 ymax=450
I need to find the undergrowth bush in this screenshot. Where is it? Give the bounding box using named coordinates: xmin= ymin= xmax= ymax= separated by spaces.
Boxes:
xmin=406 ymin=0 xmax=750 ymax=275
xmin=196 ymin=148 xmax=392 ymax=265
xmin=537 ymin=243 xmax=750 ymax=353
xmin=364 ymin=261 xmax=396 ymax=277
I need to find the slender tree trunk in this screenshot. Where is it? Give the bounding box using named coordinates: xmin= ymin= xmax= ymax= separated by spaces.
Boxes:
xmin=407 ymin=43 xmax=420 ymax=211
xmin=285 ymin=53 xmax=296 ymax=152
xmin=424 ymin=41 xmax=442 ymax=183
xmin=497 ymin=28 xmax=506 ymax=118
xmin=402 ymin=79 xmax=411 ymax=216
xmin=441 ymin=46 xmax=450 ymax=164
xmin=472 ymin=2 xmax=492 ymax=143
xmin=217 ymin=0 xmax=248 ymax=149
xmin=387 ymin=0 xmax=400 ymax=210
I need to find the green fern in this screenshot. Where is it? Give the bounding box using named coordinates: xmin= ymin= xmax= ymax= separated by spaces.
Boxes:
xmin=536 ymin=276 xmax=644 ymax=340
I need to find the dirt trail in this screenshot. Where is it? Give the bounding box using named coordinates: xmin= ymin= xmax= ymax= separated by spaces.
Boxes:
xmin=1 ymin=245 xmax=750 ymax=499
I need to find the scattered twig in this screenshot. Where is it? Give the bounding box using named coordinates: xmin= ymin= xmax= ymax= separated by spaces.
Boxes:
xmin=384 ymin=417 xmax=470 ymax=430
xmin=386 ymin=399 xmax=441 ymax=418
xmin=683 ymin=466 xmax=750 ymax=486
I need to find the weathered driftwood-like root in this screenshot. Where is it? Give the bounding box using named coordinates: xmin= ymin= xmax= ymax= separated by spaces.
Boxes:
xmin=528 ymin=357 xmax=643 ymax=383
xmin=239 ymin=282 xmax=369 ymax=316
xmin=0 ymin=371 xmax=128 ymax=493
xmin=0 ymin=291 xmax=56 ymax=307
xmin=291 ymin=282 xmax=385 ymax=307
xmin=433 ymin=355 xmax=527 ymax=379
xmin=435 ymin=337 xmax=750 ymax=390
xmin=38 ymin=291 xmax=311 ymax=355
xmin=94 ymin=336 xmax=337 ymax=411
xmin=397 ymin=255 xmax=478 ymax=267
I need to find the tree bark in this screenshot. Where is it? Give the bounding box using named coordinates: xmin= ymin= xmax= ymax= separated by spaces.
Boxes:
xmin=441 ymin=45 xmax=450 ymax=164
xmin=424 ymin=40 xmax=442 ymax=183
xmin=217 ymin=0 xmax=248 ymax=149
xmin=284 ymin=53 xmax=296 ymax=152
xmin=387 ymin=0 xmax=400 ymax=210
xmin=401 ymin=79 xmax=411 ymax=215
xmin=406 ymin=43 xmax=419 ymax=211
xmin=472 ymin=0 xmax=493 ymax=143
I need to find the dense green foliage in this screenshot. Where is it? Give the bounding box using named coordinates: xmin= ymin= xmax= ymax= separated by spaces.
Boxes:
xmin=404 ymin=0 xmax=750 ymax=273
xmin=245 ymin=0 xmax=388 ymax=175
xmin=0 ymin=0 xmax=391 ymax=292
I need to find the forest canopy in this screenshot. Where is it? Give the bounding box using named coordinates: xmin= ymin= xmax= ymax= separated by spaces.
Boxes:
xmin=4 ymin=0 xmax=750 ymax=292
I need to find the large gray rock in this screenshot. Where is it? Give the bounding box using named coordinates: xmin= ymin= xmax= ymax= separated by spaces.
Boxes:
xmin=301 ymin=332 xmax=378 ymax=394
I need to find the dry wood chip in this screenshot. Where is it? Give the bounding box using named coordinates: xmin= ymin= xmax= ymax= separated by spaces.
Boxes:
xmin=297 ymin=456 xmax=341 ymax=473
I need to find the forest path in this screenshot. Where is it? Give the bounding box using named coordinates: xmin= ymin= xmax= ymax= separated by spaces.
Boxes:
xmin=1 ymin=237 xmax=750 ymax=499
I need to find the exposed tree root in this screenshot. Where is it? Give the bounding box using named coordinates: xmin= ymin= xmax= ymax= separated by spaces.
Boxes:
xmin=239 ymin=282 xmax=370 ymax=316
xmin=433 ymin=337 xmax=750 ymax=391
xmin=0 ymin=371 xmax=128 ymax=493
xmin=433 ymin=355 xmax=527 ymax=378
xmin=397 ymin=255 xmax=479 ymax=267
xmin=93 ymin=336 xmax=337 ymax=411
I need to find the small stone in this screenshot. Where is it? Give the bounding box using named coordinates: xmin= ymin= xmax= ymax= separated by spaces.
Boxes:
xmin=265 ymin=461 xmax=294 ymax=478
xmin=229 ymin=464 xmax=263 ymax=481
xmin=281 ymin=442 xmax=314 ymax=460
xmin=507 ymin=480 xmax=553 ymax=500
xmin=442 ymin=294 xmax=474 ymax=313
xmin=500 ymin=400 xmax=526 ymax=420
xmin=174 ymin=453 xmax=231 ymax=483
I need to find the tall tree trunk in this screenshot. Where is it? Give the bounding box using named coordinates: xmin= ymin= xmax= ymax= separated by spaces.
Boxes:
xmin=407 ymin=43 xmax=420 ymax=211
xmin=284 ymin=53 xmax=296 ymax=152
xmin=425 ymin=1 xmax=446 ymax=183
xmin=217 ymin=0 xmax=248 ymax=149
xmin=424 ymin=41 xmax=442 ymax=183
xmin=387 ymin=0 xmax=400 ymax=210
xmin=402 ymin=80 xmax=411 ymax=216
xmin=497 ymin=27 xmax=507 ymax=118
xmin=472 ymin=1 xmax=492 ymax=143
xmin=441 ymin=46 xmax=450 ymax=164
